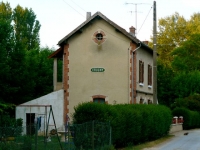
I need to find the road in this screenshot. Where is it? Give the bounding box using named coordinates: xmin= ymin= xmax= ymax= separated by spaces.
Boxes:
xmin=144 ymin=129 xmax=200 ymax=150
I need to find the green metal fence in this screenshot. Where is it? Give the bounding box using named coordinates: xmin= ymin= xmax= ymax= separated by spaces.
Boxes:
xmin=0 ymin=121 xmax=112 ymax=150
xmin=66 ymin=120 xmax=112 ymax=150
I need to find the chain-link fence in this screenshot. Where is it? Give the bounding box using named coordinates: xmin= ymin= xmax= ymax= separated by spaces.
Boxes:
xmin=0 ymin=121 xmax=112 ymax=150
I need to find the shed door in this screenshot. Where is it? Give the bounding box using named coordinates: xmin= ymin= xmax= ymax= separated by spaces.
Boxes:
xmin=26 ymin=113 xmax=35 ymax=135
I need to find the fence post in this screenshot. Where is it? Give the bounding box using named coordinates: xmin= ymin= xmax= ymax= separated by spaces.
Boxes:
xmin=35 ymin=123 xmax=38 ymax=150
xmin=109 ymin=124 xmax=112 ymax=146
xmin=92 ymin=120 xmax=94 ymax=150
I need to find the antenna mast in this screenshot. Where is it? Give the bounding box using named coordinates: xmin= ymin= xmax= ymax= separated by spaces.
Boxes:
xmin=126 ymin=3 xmax=145 ymax=35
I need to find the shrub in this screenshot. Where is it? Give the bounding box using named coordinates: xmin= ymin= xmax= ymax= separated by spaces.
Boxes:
xmin=172 ymin=107 xmax=200 ymax=129
xmin=73 ymin=103 xmax=172 ymax=148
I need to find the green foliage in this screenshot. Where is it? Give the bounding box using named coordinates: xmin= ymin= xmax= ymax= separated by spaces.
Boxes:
xmin=0 ymin=2 xmax=53 ymax=114
xmin=73 ymin=103 xmax=172 ymax=148
xmin=157 ymin=61 xmax=175 ymax=107
xmin=171 ymin=34 xmax=200 ymax=72
xmin=171 ymin=94 xmax=200 ymax=112
xmin=152 ymin=12 xmax=200 ymax=66
xmin=172 ymin=107 xmax=200 ymax=129
xmin=13 ymin=5 xmax=41 ymax=50
xmin=171 ymin=71 xmax=200 ymax=99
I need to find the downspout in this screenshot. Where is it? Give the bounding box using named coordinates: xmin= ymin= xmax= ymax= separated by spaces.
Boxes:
xmin=132 ymin=42 xmax=141 ymax=104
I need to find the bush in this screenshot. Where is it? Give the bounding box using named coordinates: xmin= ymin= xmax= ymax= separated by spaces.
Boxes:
xmin=172 ymin=107 xmax=200 ymax=129
xmin=72 ymin=103 xmax=172 ymax=148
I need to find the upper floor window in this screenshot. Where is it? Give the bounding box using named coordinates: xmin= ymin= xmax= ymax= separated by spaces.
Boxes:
xmin=139 ymin=60 xmax=144 ymax=84
xmin=96 ymin=33 xmax=103 ymax=41
xmin=148 ymin=64 xmax=152 ymax=86
xmin=92 ymin=30 xmax=106 ymax=45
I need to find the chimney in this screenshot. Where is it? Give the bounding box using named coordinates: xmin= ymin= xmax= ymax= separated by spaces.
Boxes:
xmin=129 ymin=26 xmax=136 ymax=37
xmin=143 ymin=41 xmax=149 ymax=45
xmin=86 ymin=12 xmax=91 ymax=20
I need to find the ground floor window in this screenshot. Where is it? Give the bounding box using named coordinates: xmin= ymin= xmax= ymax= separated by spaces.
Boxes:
xmin=93 ymin=98 xmax=105 ymax=103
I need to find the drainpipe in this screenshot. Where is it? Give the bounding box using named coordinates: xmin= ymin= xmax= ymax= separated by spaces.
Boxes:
xmin=132 ymin=42 xmax=141 ymax=104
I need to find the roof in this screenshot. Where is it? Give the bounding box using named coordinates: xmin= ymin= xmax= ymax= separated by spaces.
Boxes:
xmin=49 ymin=11 xmax=153 ymax=58
xmin=58 ymin=11 xmax=142 ymax=46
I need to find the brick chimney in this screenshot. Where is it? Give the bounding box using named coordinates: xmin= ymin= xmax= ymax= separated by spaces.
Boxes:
xmin=129 ymin=26 xmax=136 ymax=37
xmin=143 ymin=41 xmax=149 ymax=45
xmin=86 ymin=12 xmax=91 ymax=20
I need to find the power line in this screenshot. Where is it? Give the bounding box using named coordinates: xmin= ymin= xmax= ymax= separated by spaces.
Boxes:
xmin=61 ymin=0 xmax=130 ymax=42
xmin=70 ymin=0 xmax=87 ymax=12
xmin=62 ymin=0 xmax=84 ymax=18
xmin=137 ymin=6 xmax=153 ymax=34
xmin=61 ymin=0 xmax=139 ymax=43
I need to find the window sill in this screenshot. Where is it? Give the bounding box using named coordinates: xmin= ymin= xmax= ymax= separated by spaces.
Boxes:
xmin=139 ymin=83 xmax=144 ymax=86
xmin=148 ymin=85 xmax=152 ymax=89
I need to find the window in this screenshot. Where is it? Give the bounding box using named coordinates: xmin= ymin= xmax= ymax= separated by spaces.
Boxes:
xmin=140 ymin=98 xmax=144 ymax=104
xmin=92 ymin=30 xmax=106 ymax=45
xmin=93 ymin=98 xmax=105 ymax=103
xmin=148 ymin=99 xmax=152 ymax=104
xmin=148 ymin=64 xmax=152 ymax=86
xmin=96 ymin=33 xmax=103 ymax=41
xmin=139 ymin=60 xmax=144 ymax=83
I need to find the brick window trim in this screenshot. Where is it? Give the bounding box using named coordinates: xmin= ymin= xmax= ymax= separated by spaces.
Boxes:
xmin=92 ymin=30 xmax=107 ymax=45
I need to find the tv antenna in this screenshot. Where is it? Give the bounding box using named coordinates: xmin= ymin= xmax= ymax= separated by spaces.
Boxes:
xmin=125 ymin=3 xmax=150 ymax=36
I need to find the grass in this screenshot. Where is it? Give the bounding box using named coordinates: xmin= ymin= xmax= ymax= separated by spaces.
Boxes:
xmin=0 ymin=134 xmax=174 ymax=150
xmin=121 ymin=135 xmax=174 ymax=150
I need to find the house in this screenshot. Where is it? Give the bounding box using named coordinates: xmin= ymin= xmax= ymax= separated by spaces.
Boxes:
xmin=16 ymin=11 xmax=154 ymax=132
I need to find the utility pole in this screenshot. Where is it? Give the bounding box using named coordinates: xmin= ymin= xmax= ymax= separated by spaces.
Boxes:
xmin=153 ymin=1 xmax=157 ymax=104
xmin=125 ymin=3 xmax=145 ymax=36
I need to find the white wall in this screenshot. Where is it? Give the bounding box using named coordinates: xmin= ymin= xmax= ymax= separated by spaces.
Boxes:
xmin=15 ymin=89 xmax=64 ymax=134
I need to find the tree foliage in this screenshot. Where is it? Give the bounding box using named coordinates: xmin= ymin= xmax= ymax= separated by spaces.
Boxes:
xmin=155 ymin=12 xmax=200 ymax=66
xmin=171 ymin=34 xmax=200 ymax=72
xmin=0 ymin=2 xmax=54 ymax=114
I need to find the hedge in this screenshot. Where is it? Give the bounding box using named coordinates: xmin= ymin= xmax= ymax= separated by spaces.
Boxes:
xmin=72 ymin=103 xmax=172 ymax=148
xmin=172 ymin=107 xmax=200 ymax=129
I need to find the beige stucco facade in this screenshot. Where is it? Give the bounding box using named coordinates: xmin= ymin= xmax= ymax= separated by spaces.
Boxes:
xmin=135 ymin=47 xmax=153 ymax=104
xmin=67 ymin=19 xmax=132 ymax=115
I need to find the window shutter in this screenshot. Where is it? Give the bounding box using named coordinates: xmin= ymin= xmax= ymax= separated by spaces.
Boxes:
xmin=148 ymin=65 xmax=150 ymax=85
xmin=148 ymin=65 xmax=152 ymax=85
xmin=150 ymin=65 xmax=152 ymax=85
xmin=139 ymin=60 xmax=142 ymax=83
xmin=142 ymin=62 xmax=144 ymax=83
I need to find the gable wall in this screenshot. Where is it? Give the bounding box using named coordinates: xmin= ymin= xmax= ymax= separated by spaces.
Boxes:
xmin=66 ymin=19 xmax=132 ymax=115
xmin=15 ymin=89 xmax=64 ymax=133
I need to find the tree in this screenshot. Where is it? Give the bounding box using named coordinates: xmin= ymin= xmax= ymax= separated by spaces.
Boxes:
xmin=172 ymin=94 xmax=200 ymax=112
xmin=0 ymin=2 xmax=15 ymax=110
xmin=171 ymin=34 xmax=200 ymax=72
xmin=157 ymin=60 xmax=175 ymax=107
xmin=13 ymin=5 xmax=41 ymax=50
xmin=171 ymin=71 xmax=200 ymax=99
xmin=156 ymin=12 xmax=189 ymax=65
xmin=152 ymin=12 xmax=200 ymax=66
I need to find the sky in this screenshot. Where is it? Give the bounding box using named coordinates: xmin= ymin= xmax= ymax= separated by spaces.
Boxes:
xmin=4 ymin=0 xmax=200 ymax=49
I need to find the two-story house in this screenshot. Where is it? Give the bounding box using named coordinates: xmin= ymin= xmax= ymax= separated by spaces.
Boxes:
xmin=16 ymin=11 xmax=154 ymax=133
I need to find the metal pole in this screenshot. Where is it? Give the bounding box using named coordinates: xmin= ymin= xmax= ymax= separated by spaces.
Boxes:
xmin=153 ymin=1 xmax=157 ymax=104
xmin=50 ymin=105 xmax=63 ymax=150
